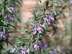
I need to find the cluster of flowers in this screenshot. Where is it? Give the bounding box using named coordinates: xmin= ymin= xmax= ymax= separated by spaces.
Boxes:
xmin=11 ymin=45 xmax=29 ymax=54
xmin=11 ymin=8 xmax=55 ymax=54
xmin=0 ymin=28 xmax=10 ymax=39
xmin=33 ymin=40 xmax=48 ymax=51
xmin=33 ymin=11 xmax=54 ymax=34
xmin=0 ymin=4 xmax=17 ymax=40
xmin=11 ymin=41 xmax=56 ymax=54
xmin=7 ymin=4 xmax=17 ymax=22
xmin=11 ymin=41 xmax=48 ymax=54
xmin=33 ymin=21 xmax=46 ymax=34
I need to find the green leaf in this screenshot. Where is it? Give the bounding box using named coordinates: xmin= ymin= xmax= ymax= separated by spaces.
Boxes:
xmin=2 ymin=7 xmax=4 ymax=18
xmin=13 ymin=14 xmax=21 ymax=22
xmin=3 ymin=26 xmax=5 ymax=34
xmin=43 ymin=18 xmax=49 ymax=30
xmin=5 ymin=47 xmax=12 ymax=50
xmin=37 ymin=33 xmax=39 ymax=44
xmin=65 ymin=2 xmax=70 ymax=8
xmin=53 ymin=5 xmax=57 ymax=14
xmin=15 ymin=1 xmax=22 ymax=7
xmin=1 ymin=20 xmax=7 ymax=25
xmin=23 ymin=20 xmax=35 ymax=25
xmin=7 ymin=24 xmax=16 ymax=29
xmin=28 ymin=6 xmax=42 ymax=9
xmin=18 ymin=35 xmax=30 ymax=40
xmin=18 ymin=30 xmax=27 ymax=32
xmin=56 ymin=0 xmax=62 ymax=6
xmin=39 ymin=0 xmax=44 ymax=8
xmin=0 ymin=0 xmax=4 ymax=5
xmin=30 ymin=41 xmax=33 ymax=53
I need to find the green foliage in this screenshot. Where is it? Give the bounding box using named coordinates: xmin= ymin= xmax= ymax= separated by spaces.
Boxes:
xmin=1 ymin=0 xmax=71 ymax=54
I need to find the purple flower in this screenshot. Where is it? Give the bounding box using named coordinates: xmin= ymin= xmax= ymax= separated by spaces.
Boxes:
xmin=37 ymin=8 xmax=43 ymax=14
xmin=33 ymin=41 xmax=39 ymax=51
xmin=3 ymin=29 xmax=10 ymax=40
xmin=21 ymin=46 xmax=26 ymax=54
xmin=33 ymin=24 xmax=37 ymax=34
xmin=12 ymin=7 xmax=17 ymax=13
xmin=26 ymin=46 xmax=30 ymax=54
xmin=49 ymin=49 xmax=56 ymax=54
xmin=11 ymin=48 xmax=16 ymax=53
xmin=21 ymin=46 xmax=29 ymax=54
xmin=0 ymin=29 xmax=10 ymax=39
xmin=33 ymin=40 xmax=48 ymax=51
xmin=49 ymin=51 xmax=54 ymax=54
xmin=21 ymin=50 xmax=26 ymax=54
xmin=70 ymin=0 xmax=72 ymax=4
xmin=41 ymin=24 xmax=46 ymax=30
xmin=49 ymin=15 xmax=54 ymax=21
xmin=42 ymin=42 xmax=48 ymax=50
xmin=40 ymin=21 xmax=46 ymax=30
xmin=0 ymin=32 xmax=3 ymax=38
xmin=37 ymin=10 xmax=40 ymax=14
xmin=8 ymin=4 xmax=17 ymax=13
xmin=46 ymin=15 xmax=51 ymax=25
xmin=7 ymin=11 xmax=15 ymax=22
xmin=18 ymin=51 xmax=21 ymax=54
xmin=11 ymin=45 xmax=17 ymax=53
xmin=38 ymin=41 xmax=42 ymax=46
xmin=46 ymin=15 xmax=54 ymax=25
xmin=37 ymin=25 xmax=42 ymax=33
xmin=53 ymin=49 xmax=56 ymax=54
xmin=33 ymin=24 xmax=42 ymax=34
xmin=0 ymin=28 xmax=3 ymax=38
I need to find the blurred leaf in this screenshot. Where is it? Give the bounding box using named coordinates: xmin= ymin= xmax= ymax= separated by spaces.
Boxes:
xmin=2 ymin=7 xmax=4 ymax=18
xmin=28 ymin=6 xmax=42 ymax=9
xmin=7 ymin=24 xmax=16 ymax=29
xmin=18 ymin=35 xmax=30 ymax=40
xmin=13 ymin=14 xmax=21 ymax=22
xmin=56 ymin=0 xmax=62 ymax=6
xmin=65 ymin=2 xmax=70 ymax=8
xmin=15 ymin=1 xmax=22 ymax=7
xmin=23 ymin=20 xmax=35 ymax=25
xmin=37 ymin=33 xmax=39 ymax=44
xmin=5 ymin=47 xmax=12 ymax=50
xmin=30 ymin=41 xmax=33 ymax=53
xmin=3 ymin=26 xmax=5 ymax=34
xmin=1 ymin=20 xmax=7 ymax=25
xmin=53 ymin=5 xmax=57 ymax=14
xmin=43 ymin=18 xmax=49 ymax=30
xmin=18 ymin=30 xmax=27 ymax=32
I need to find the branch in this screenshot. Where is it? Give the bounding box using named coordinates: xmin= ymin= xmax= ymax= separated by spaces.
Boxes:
xmin=28 ymin=1 xmax=49 ymax=46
